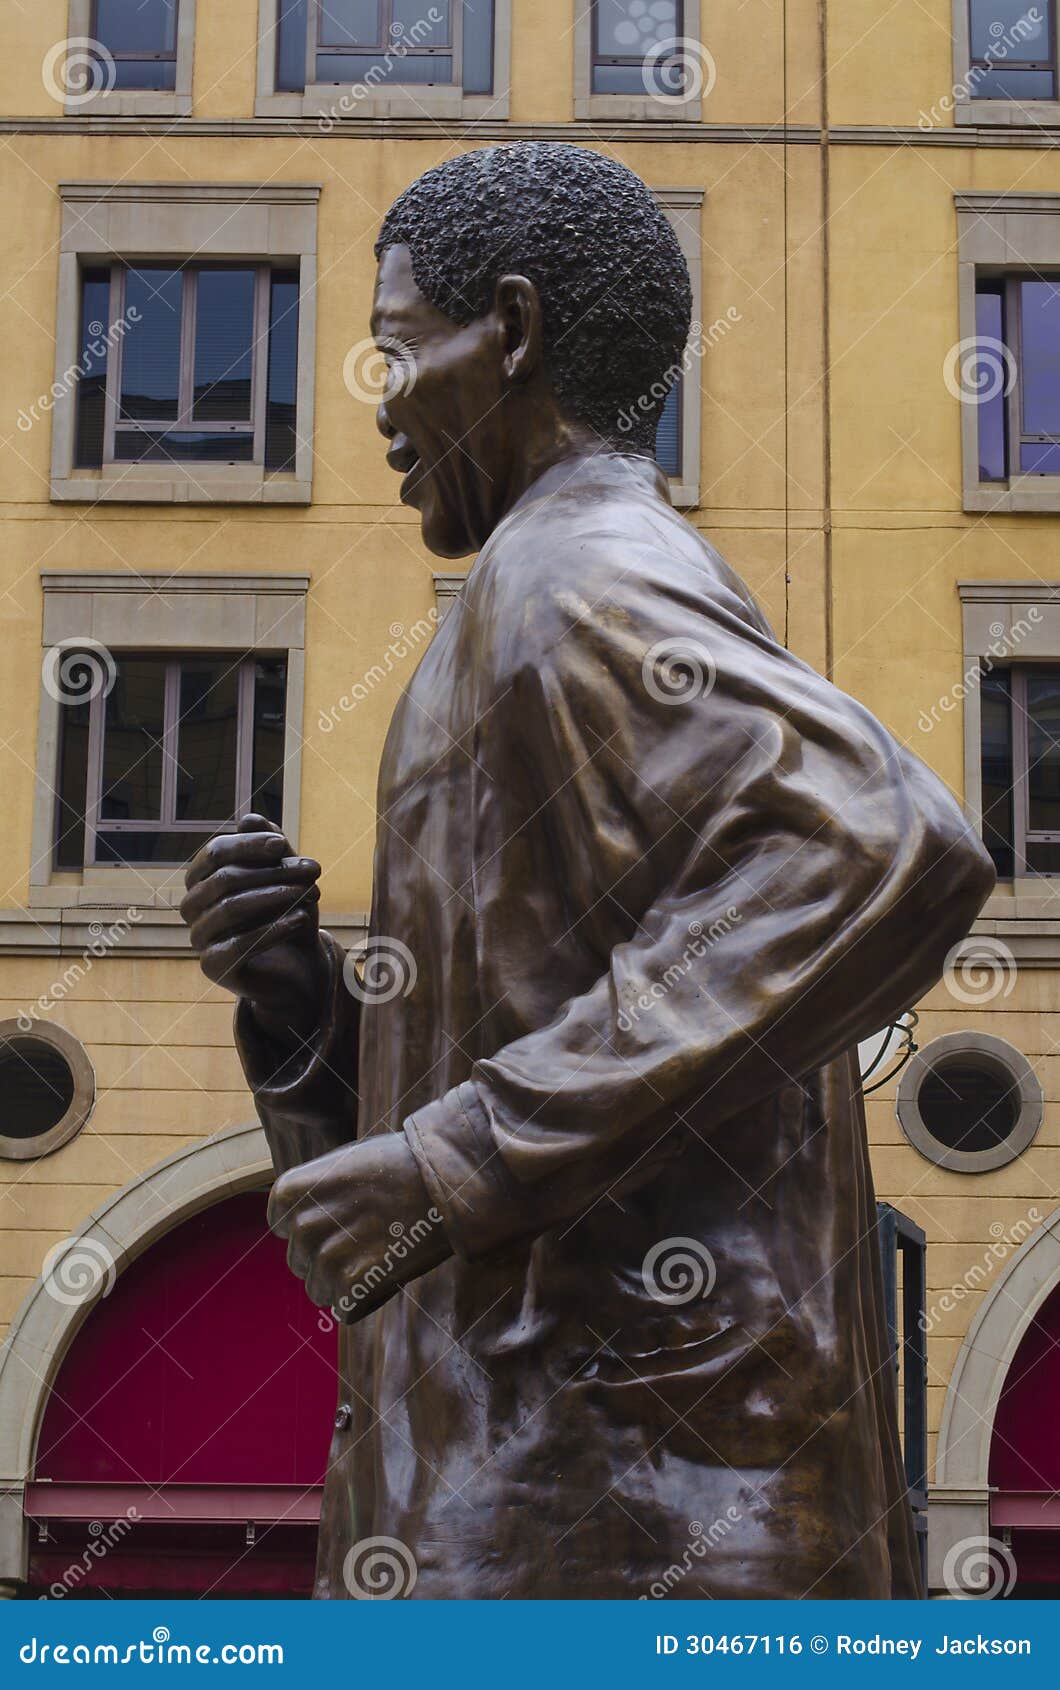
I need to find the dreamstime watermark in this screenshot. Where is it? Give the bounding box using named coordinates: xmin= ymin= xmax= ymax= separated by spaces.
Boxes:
xmin=943 ymin=335 xmax=1018 ymax=405
xmin=39 ymin=1512 xmax=140 ymax=1601
xmin=642 ymin=34 xmax=717 ymax=106
xmin=617 ymin=909 xmax=741 ymax=1033
xmin=341 ymin=1535 xmax=418 ymax=1599
xmin=42 ymin=37 xmax=116 ymax=106
xmin=920 ymin=1210 xmax=1042 ymax=1335
xmin=317 ymin=1211 xmax=444 ymax=1328
xmin=318 ymin=9 xmax=446 ymax=129
xmin=42 ymin=639 xmax=117 ymax=708
xmin=41 ymin=1236 xmax=117 ymax=1308
xmin=943 ymin=936 xmax=1017 ymax=1005
xmin=616 ymin=311 xmax=742 ymax=440
xmin=17 ymin=305 xmax=141 ymax=435
xmin=343 ymin=334 xmax=419 ymax=405
xmin=642 ymin=636 xmax=717 ymax=705
xmin=318 ymin=613 xmax=438 ymax=731
xmin=342 ymin=936 xmax=418 ymax=1004
xmin=918 ymin=7 xmax=1045 ymax=129
xmin=917 ymin=607 xmax=1042 ymax=734
xmin=642 ymin=1236 xmax=717 ymax=1304
xmin=638 ymin=1509 xmax=743 ymax=1597
xmin=17 ymin=909 xmax=143 ymax=1031
xmin=942 ymin=1534 xmax=1018 ymax=1599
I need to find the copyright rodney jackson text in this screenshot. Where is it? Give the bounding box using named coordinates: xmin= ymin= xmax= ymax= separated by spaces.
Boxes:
xmin=654 ymin=1634 xmax=1032 ymax=1657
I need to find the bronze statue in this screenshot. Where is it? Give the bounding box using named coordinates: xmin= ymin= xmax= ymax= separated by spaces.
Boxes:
xmin=181 ymin=143 xmax=994 ymax=1600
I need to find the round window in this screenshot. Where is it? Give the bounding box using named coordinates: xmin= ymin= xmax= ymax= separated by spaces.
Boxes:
xmin=896 ymin=1034 xmax=1042 ymax=1172
xmin=0 ymin=1022 xmax=94 ymax=1161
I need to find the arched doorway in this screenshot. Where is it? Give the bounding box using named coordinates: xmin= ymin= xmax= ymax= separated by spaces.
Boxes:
xmin=988 ymin=1278 xmax=1060 ymax=1594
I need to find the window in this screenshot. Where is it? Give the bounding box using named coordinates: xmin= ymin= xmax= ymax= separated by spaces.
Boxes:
xmin=954 ymin=1 xmax=1060 ymax=124
xmin=592 ymin=0 xmax=683 ymax=95
xmin=655 ymin=189 xmax=702 ymax=506
xmin=52 ymin=183 xmax=319 ymax=505
xmin=258 ymin=0 xmax=508 ymax=117
xmin=967 ymin=0 xmax=1056 ymax=101
xmin=74 ymin=264 xmax=300 ymax=473
xmin=973 ymin=276 xmax=1060 ymax=485
xmin=896 ymin=1033 xmax=1042 ymax=1172
xmin=54 ymin=653 xmax=288 ymax=870
xmin=575 ymin=0 xmax=701 ymax=119
xmin=977 ymin=664 xmax=1060 ymax=877
xmin=0 ymin=1023 xmax=95 ymax=1162
xmin=92 ymin=0 xmax=179 ymax=89
xmin=62 ymin=0 xmax=195 ymax=114
xmin=655 ymin=378 xmax=682 ymax=480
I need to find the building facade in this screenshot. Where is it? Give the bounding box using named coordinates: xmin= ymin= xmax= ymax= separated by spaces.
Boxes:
xmin=0 ymin=0 xmax=1058 ymax=1597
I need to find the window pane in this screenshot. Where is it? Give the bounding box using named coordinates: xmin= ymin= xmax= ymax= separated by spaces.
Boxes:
xmin=55 ymin=700 xmax=91 ymax=870
xmin=968 ymin=65 xmax=1056 ymax=98
xmin=593 ymin=61 xmax=651 ymax=92
xmin=980 ymin=666 xmax=1014 ymax=878
xmin=969 ymin=0 xmax=1052 ymax=63
xmin=252 ymin=660 xmax=288 ymax=824
xmin=176 ymin=661 xmax=240 ymax=822
xmin=111 ymin=58 xmax=176 ymax=88
xmin=100 ymin=658 xmax=166 ymax=823
xmin=119 ymin=268 xmax=183 ymax=422
xmin=1020 ymin=440 xmax=1060 ymax=473
xmin=463 ymin=0 xmax=494 ymax=92
xmin=193 ymin=269 xmax=256 ymax=423
xmin=95 ymin=0 xmax=179 ymax=55
xmin=266 ymin=272 xmax=300 ymax=472
xmin=277 ymin=0 xmax=308 ymax=89
xmin=975 ymin=284 xmax=1008 ymax=480
xmin=394 ymin=0 xmax=450 ymax=44
xmin=316 ymin=50 xmax=451 ymax=80
xmin=75 ymin=269 xmax=111 ymax=470
xmin=1027 ymin=840 xmax=1060 ymax=872
xmin=655 ymin=378 xmax=681 ymax=477
xmin=113 ymin=430 xmax=255 ymax=463
xmin=318 ymin=0 xmax=382 ymax=46
xmin=96 ymin=831 xmax=214 ymax=865
xmin=1020 ymin=280 xmax=1060 ymax=434
xmin=1027 ymin=669 xmax=1060 ymax=834
xmin=918 ymin=1057 xmax=1020 ymax=1153
xmin=596 ymin=0 xmax=680 ymax=57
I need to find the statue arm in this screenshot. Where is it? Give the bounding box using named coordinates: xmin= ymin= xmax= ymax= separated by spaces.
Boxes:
xmin=234 ymin=928 xmax=361 ymax=1176
xmin=402 ymin=563 xmax=995 ymax=1259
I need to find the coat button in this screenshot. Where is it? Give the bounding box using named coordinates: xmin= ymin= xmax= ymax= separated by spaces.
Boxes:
xmin=334 ymin=1403 xmax=352 ymax=1432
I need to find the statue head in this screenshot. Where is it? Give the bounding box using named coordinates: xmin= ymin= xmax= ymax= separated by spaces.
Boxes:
xmin=372 ymin=141 xmax=693 ymax=558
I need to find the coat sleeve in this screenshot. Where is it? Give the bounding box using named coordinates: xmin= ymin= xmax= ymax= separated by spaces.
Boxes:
xmin=403 ymin=560 xmax=995 ymax=1259
xmin=233 ymin=929 xmax=361 ymax=1177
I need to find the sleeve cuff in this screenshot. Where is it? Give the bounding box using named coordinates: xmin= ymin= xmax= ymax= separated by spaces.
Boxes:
xmin=403 ymin=1081 xmax=527 ymax=1261
xmin=234 ymin=929 xmax=358 ymax=1138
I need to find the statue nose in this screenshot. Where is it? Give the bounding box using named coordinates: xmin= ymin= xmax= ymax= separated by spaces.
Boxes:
xmin=377 ymin=400 xmax=396 ymax=440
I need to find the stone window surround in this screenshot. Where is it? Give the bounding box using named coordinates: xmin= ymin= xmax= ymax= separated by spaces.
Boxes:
xmin=574 ymin=0 xmax=702 ymax=122
xmin=50 ymin=181 xmax=320 ymax=506
xmin=254 ymin=0 xmax=512 ymax=119
xmin=951 ymin=0 xmax=1060 ymax=129
xmin=956 ymin=192 xmax=1060 ymax=513
xmin=895 ymin=1030 xmax=1043 ymax=1173
xmin=65 ymin=0 xmax=196 ymax=118
xmin=0 ymin=1021 xmax=95 ymax=1162
xmin=29 ymin=572 xmax=309 ymax=912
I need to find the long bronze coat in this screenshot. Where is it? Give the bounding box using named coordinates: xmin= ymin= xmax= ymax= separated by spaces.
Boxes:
xmin=237 ymin=454 xmax=994 ymax=1599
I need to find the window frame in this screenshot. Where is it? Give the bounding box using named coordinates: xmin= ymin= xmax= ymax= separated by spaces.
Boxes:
xmin=575 ymin=0 xmax=701 ymax=121
xmin=953 ymin=0 xmax=1060 ymax=127
xmin=590 ymin=0 xmax=685 ymax=95
xmin=255 ymin=0 xmax=511 ymax=119
xmin=979 ymin=661 xmax=1060 ymax=876
xmin=657 ymin=189 xmax=703 ymax=508
xmin=64 ymin=652 xmax=282 ymax=870
xmin=63 ymin=0 xmax=195 ymax=116
xmin=32 ymin=573 xmax=308 ymax=909
xmin=0 ymin=1022 xmax=96 ymax=1163
xmin=51 ymin=182 xmax=319 ymax=507
xmin=896 ymin=1032 xmax=1042 ymax=1173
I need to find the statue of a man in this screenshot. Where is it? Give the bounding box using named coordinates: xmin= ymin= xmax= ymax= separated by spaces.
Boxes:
xmin=181 ymin=143 xmax=993 ymax=1600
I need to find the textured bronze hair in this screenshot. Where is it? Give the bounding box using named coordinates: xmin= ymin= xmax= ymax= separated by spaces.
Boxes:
xmin=376 ymin=142 xmax=693 ymax=455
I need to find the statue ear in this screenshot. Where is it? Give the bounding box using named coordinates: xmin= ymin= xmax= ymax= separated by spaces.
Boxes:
xmin=494 ymin=275 xmax=542 ymax=384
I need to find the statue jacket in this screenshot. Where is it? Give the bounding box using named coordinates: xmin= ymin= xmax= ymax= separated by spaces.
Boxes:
xmin=236 ymin=452 xmax=994 ymax=1599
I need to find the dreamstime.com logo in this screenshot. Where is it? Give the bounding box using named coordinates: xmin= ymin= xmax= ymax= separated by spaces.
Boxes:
xmin=343 ymin=335 xmax=419 ymax=405
xmin=641 ymin=35 xmax=717 ymax=105
xmin=42 ymin=38 xmax=116 ymax=105
xmin=42 ymin=640 xmax=117 ymax=707
xmin=342 ymin=1536 xmax=418 ymax=1599
xmin=942 ymin=1534 xmax=1018 ymax=1599
xmin=41 ymin=1237 xmax=117 ymax=1308
xmin=642 ymin=1237 xmax=717 ymax=1304
xmin=943 ymin=336 xmax=1018 ymax=406
xmin=343 ymin=937 xmax=418 ymax=1004
xmin=943 ymin=936 xmax=1017 ymax=1005
xmin=642 ymin=637 xmax=717 ymax=705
